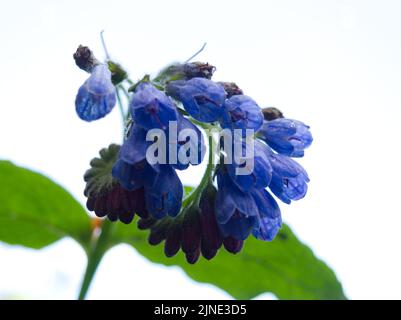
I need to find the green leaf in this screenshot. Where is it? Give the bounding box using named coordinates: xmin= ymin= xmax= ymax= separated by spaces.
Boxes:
xmin=0 ymin=160 xmax=91 ymax=249
xmin=113 ymin=220 xmax=345 ymax=300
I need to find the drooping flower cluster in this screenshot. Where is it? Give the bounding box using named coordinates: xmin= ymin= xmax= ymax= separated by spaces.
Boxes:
xmin=76 ymin=45 xmax=313 ymax=264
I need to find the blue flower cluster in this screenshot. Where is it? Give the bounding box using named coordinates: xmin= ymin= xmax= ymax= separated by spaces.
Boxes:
xmin=76 ymin=47 xmax=313 ymax=262
xmin=112 ymin=82 xmax=204 ymax=220
xmin=168 ymin=77 xmax=313 ymax=243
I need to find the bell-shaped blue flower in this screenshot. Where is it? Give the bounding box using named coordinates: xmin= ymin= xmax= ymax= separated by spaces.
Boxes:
xmin=171 ymin=113 xmax=206 ymax=170
xmin=225 ymin=139 xmax=272 ymax=192
xmin=268 ymin=152 xmax=310 ymax=204
xmin=220 ymin=95 xmax=263 ymax=132
xmin=215 ymin=168 xmax=259 ymax=240
xmin=258 ymin=119 xmax=313 ymax=157
xmin=145 ymin=165 xmax=183 ymax=219
xmin=75 ymin=64 xmax=117 ymax=121
xmin=130 ymin=83 xmax=177 ymax=130
xmin=167 ymin=78 xmax=226 ymax=123
xmin=251 ymin=189 xmax=282 ymax=241
xmin=119 ymin=124 xmax=151 ymax=165
xmin=112 ymin=159 xmax=156 ymax=191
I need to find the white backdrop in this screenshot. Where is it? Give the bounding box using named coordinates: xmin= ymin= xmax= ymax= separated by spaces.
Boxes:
xmin=0 ymin=0 xmax=400 ymax=299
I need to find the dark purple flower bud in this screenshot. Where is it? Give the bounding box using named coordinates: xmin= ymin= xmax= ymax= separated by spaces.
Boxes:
xmin=223 ymin=237 xmax=244 ymax=254
xmin=148 ymin=220 xmax=171 ymax=245
xmin=185 ymin=248 xmax=201 ymax=264
xmin=181 ymin=207 xmax=201 ymax=256
xmin=199 ymin=184 xmax=223 ymax=260
xmin=156 ymin=62 xmax=216 ymax=83
xmin=218 ymin=82 xmax=243 ymax=98
xmin=137 ymin=217 xmax=157 ymax=230
xmin=73 ymin=45 xmax=100 ymax=73
xmin=84 ymin=144 xmax=148 ymax=224
xmin=262 ymin=107 xmax=284 ymax=121
xmin=164 ymin=223 xmax=182 ymax=258
xmin=182 ymin=62 xmax=216 ymax=80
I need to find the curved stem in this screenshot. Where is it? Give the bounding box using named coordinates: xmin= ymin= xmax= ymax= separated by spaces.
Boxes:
xmin=182 ymin=135 xmax=215 ymax=208
xmin=78 ymin=219 xmax=115 ymax=300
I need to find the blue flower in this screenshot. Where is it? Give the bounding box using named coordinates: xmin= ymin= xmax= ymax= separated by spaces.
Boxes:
xmin=220 ymin=95 xmax=263 ymax=131
xmin=171 ymin=113 xmax=206 ymax=170
xmin=75 ymin=64 xmax=116 ymax=121
xmin=268 ymin=152 xmax=310 ymax=204
xmin=130 ymin=82 xmax=177 ymax=130
xmin=145 ymin=165 xmax=183 ymax=219
xmin=225 ymin=140 xmax=272 ymax=192
xmin=251 ymin=188 xmax=282 ymax=241
xmin=215 ymin=168 xmax=259 ymax=240
xmin=215 ymin=167 xmax=282 ymax=241
xmin=258 ymin=118 xmax=312 ymax=157
xmin=119 ymin=124 xmax=151 ymax=165
xmin=167 ymin=78 xmax=226 ymax=123
xmin=112 ymin=159 xmax=156 ymax=191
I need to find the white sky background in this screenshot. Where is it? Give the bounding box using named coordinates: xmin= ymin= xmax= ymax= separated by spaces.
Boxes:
xmin=0 ymin=0 xmax=400 ymax=299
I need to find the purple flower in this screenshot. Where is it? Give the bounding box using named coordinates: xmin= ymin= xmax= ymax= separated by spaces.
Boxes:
xmin=167 ymin=78 xmax=226 ymax=123
xmin=225 ymin=139 xmax=272 ymax=192
xmin=268 ymin=152 xmax=310 ymax=204
xmin=215 ymin=168 xmax=259 ymax=240
xmin=112 ymin=159 xmax=156 ymax=191
xmin=130 ymin=83 xmax=177 ymax=130
xmin=145 ymin=165 xmax=183 ymax=219
xmin=258 ymin=118 xmax=313 ymax=157
xmin=170 ymin=113 xmax=206 ymax=170
xmin=215 ymin=166 xmax=283 ymax=241
xmin=75 ymin=64 xmax=116 ymax=121
xmin=220 ymin=95 xmax=263 ymax=132
xmin=251 ymin=188 xmax=282 ymax=241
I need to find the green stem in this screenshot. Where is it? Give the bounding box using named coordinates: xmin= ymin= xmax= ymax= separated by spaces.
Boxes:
xmin=78 ymin=219 xmax=115 ymax=300
xmin=116 ymin=88 xmax=126 ymax=127
xmin=182 ymin=135 xmax=215 ymax=208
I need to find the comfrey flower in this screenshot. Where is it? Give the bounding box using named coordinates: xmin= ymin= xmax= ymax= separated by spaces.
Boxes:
xmin=76 ymin=45 xmax=313 ymax=264
xmin=225 ymin=139 xmax=272 ymax=192
xmin=267 ymin=151 xmax=310 ymax=204
xmin=75 ymin=64 xmax=117 ymax=121
xmin=166 ymin=78 xmax=226 ymax=123
xmin=215 ymin=167 xmax=282 ymax=241
xmin=258 ymin=118 xmax=313 ymax=157
xmin=130 ymin=82 xmax=177 ymax=131
xmin=220 ymin=95 xmax=264 ymax=131
xmin=112 ymin=128 xmax=185 ymax=219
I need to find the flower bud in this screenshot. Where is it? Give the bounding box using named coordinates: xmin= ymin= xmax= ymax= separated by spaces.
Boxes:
xmin=73 ymin=45 xmax=100 ymax=73
xmin=148 ymin=219 xmax=171 ymax=245
xmin=223 ymin=236 xmax=244 ymax=254
xmin=262 ymin=107 xmax=284 ymax=121
xmin=199 ymin=183 xmax=223 ymax=260
xmin=164 ymin=223 xmax=182 ymax=258
xmin=218 ymin=82 xmax=243 ymax=98
xmin=185 ymin=248 xmax=201 ymax=264
xmin=181 ymin=206 xmax=201 ymax=256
